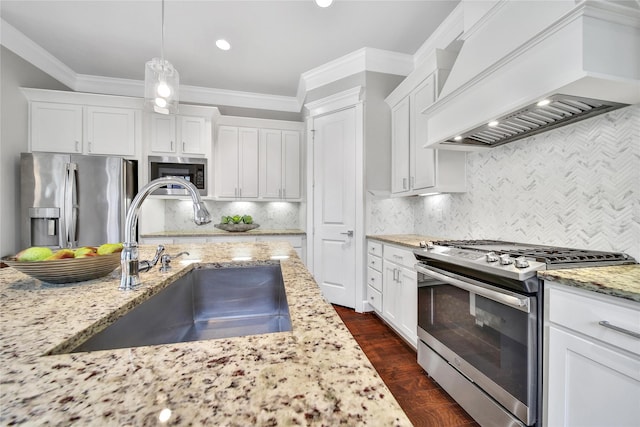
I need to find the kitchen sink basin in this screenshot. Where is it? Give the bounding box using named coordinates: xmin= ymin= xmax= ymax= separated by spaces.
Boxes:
xmin=71 ymin=264 xmax=291 ymax=352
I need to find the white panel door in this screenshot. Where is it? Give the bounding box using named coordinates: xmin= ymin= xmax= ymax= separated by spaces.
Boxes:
xmin=313 ymin=108 xmax=357 ymax=308
xmin=259 ymin=129 xmax=283 ymax=199
xmin=391 ymin=97 xmax=410 ymax=194
xmin=216 ymin=126 xmax=240 ymax=198
xmin=282 ymin=130 xmax=301 ymax=199
xmin=150 ymin=114 xmax=176 ymax=153
xmin=546 ymin=326 xmax=640 ymax=427
xmin=180 ymin=116 xmax=206 ymax=155
xmin=85 ymin=106 xmax=136 ymax=156
xmin=410 ymin=75 xmax=436 ymax=190
xmin=238 ymin=127 xmax=259 ymax=198
xmin=31 ymin=102 xmax=83 ymax=153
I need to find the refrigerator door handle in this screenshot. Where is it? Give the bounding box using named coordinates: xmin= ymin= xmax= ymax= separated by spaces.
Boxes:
xmin=65 ymin=163 xmax=78 ymax=247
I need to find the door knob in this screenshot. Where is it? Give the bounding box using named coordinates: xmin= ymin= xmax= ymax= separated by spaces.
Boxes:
xmin=340 ymin=230 xmax=354 ymax=237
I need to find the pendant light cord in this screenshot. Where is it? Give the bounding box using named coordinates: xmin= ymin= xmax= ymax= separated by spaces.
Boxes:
xmin=160 ymin=0 xmax=165 ymax=64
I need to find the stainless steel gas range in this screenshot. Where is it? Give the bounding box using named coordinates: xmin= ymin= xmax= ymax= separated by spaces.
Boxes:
xmin=413 ymin=240 xmax=635 ymax=427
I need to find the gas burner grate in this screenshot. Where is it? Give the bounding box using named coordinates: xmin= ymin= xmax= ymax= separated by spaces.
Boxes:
xmin=432 ymin=240 xmax=634 ymax=266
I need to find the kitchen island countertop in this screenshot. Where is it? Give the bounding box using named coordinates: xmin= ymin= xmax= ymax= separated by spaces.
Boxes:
xmin=0 ymin=242 xmax=409 ymax=426
xmin=367 ymin=234 xmax=640 ymax=302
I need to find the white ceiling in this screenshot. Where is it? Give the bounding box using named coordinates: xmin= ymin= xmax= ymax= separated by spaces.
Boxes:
xmin=1 ymin=0 xmax=459 ymax=105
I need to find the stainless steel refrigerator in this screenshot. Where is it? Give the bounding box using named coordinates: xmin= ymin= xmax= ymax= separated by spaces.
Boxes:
xmin=21 ymin=152 xmax=137 ymax=249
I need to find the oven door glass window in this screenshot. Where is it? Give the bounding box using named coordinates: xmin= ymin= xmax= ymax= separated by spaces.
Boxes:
xmin=418 ymin=273 xmax=536 ymax=407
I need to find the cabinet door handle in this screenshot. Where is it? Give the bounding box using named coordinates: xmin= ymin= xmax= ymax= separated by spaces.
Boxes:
xmin=75 ymin=141 xmax=80 ymax=152
xmin=87 ymin=141 xmax=92 ymax=152
xmin=183 ymin=141 xmax=186 ymax=152
xmin=171 ymin=141 xmax=174 ymax=151
xmin=411 ymin=176 xmax=415 ymax=188
xmin=402 ymin=178 xmax=407 ymax=190
xmin=278 ymin=188 xmax=282 ymax=198
xmin=598 ymin=321 xmax=640 ymax=339
xmin=283 ymin=188 xmax=286 ymax=199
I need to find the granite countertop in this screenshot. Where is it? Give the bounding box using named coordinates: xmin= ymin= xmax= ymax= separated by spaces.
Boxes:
xmin=367 ymin=234 xmax=640 ymax=302
xmin=539 ymin=265 xmax=640 ymax=302
xmin=0 ymin=242 xmax=409 ymax=426
xmin=367 ymin=234 xmax=443 ymax=249
xmin=141 ymin=229 xmax=306 ymax=238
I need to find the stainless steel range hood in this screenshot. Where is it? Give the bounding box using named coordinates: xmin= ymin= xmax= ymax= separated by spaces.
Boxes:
xmin=424 ymin=0 xmax=640 ymax=150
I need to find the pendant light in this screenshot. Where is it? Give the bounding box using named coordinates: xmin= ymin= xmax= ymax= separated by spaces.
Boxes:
xmin=144 ymin=0 xmax=179 ymax=114
xmin=315 ymin=0 xmax=333 ymax=7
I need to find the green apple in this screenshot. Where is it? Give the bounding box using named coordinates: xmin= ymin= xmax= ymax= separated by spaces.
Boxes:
xmin=15 ymin=247 xmax=53 ymax=262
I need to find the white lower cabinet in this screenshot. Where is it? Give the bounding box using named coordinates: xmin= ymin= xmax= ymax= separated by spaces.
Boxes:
xmin=374 ymin=241 xmax=418 ymax=348
xmin=366 ymin=240 xmax=383 ymax=312
xmin=544 ymin=282 xmax=640 ymax=427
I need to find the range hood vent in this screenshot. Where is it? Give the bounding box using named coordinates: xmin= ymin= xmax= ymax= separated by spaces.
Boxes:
xmin=447 ymin=94 xmax=628 ymax=148
xmin=424 ymin=1 xmax=640 ymax=151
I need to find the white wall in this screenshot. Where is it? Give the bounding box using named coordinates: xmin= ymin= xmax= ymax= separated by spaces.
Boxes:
xmin=369 ymin=104 xmax=640 ymax=261
xmin=0 ymin=46 xmax=69 ymax=257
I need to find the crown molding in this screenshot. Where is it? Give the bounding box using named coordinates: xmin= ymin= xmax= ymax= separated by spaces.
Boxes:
xmin=2 ymin=18 xmax=412 ymax=114
xmin=1 ymin=18 xmax=76 ymax=89
xmin=304 ymin=86 xmax=363 ymax=118
xmin=413 ymin=3 xmax=464 ymax=69
xmin=300 ymin=47 xmax=413 ymax=95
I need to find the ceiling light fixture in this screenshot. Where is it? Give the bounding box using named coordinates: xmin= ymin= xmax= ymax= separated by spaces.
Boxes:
xmin=537 ymin=99 xmax=551 ymax=107
xmin=216 ymin=39 xmax=231 ymax=51
xmin=488 ymin=120 xmax=499 ymax=127
xmin=144 ymin=0 xmax=179 ymax=115
xmin=315 ymin=0 xmax=334 ymax=8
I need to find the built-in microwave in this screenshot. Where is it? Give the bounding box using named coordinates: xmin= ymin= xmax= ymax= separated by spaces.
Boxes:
xmin=148 ymin=156 xmax=207 ymax=196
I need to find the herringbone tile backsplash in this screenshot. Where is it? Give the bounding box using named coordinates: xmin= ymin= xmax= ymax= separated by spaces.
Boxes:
xmin=370 ymin=104 xmax=640 ymax=261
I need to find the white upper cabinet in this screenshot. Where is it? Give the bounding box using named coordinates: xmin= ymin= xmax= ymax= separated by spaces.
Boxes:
xmin=180 ymin=116 xmax=206 ymax=155
xmin=85 ymin=106 xmax=136 ymax=156
xmin=30 ymin=102 xmax=83 ymax=153
xmin=391 ymin=97 xmax=411 ymax=194
xmin=149 ymin=114 xmax=207 ymax=156
xmin=259 ymin=129 xmax=301 ymax=200
xmin=388 ymin=73 xmax=466 ymax=196
xmin=25 ymin=89 xmax=142 ymax=158
xmin=215 ymin=126 xmax=259 ymax=199
xmin=410 ymin=76 xmax=436 ymax=190
xmin=149 ymin=115 xmax=176 ymax=153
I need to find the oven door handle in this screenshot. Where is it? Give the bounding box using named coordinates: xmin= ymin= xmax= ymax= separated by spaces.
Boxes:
xmin=415 ymin=264 xmax=531 ymax=313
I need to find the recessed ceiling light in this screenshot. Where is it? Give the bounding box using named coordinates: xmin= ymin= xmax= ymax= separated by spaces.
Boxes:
xmin=454 ymin=135 xmax=462 ymax=141
xmin=488 ymin=120 xmax=499 ymax=127
xmin=537 ymin=99 xmax=551 ymax=107
xmin=216 ymin=39 xmax=231 ymax=51
xmin=315 ymin=0 xmax=333 ymax=7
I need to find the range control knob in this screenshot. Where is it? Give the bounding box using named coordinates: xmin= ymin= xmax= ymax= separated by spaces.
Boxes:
xmin=420 ymin=241 xmax=435 ymax=250
xmin=485 ymin=252 xmax=499 ymax=263
xmin=499 ymin=254 xmax=513 ymax=265
xmin=514 ymin=256 xmax=530 ymax=269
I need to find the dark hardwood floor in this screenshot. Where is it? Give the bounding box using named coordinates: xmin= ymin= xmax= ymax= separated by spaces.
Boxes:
xmin=333 ymin=305 xmax=479 ymax=427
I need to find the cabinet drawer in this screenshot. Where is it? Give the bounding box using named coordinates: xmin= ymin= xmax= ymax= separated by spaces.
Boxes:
xmin=368 ymin=254 xmax=382 ymax=272
xmin=384 ymin=245 xmax=415 ymax=269
xmin=548 ymin=285 xmax=640 ymax=356
xmin=367 ymin=267 xmax=382 ymax=292
xmin=367 ymin=285 xmax=382 ymax=312
xmin=368 ymin=240 xmax=382 ymax=256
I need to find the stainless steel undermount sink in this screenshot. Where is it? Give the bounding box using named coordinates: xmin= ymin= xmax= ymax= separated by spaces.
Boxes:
xmin=71 ymin=264 xmax=292 ymax=353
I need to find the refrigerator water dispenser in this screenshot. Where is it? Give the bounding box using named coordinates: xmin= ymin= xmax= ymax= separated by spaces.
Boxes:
xmin=29 ymin=207 xmax=60 ymax=247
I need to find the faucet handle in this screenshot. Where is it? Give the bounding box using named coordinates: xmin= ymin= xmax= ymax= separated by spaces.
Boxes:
xmin=138 ymin=245 xmax=165 ymax=272
xmin=159 ymin=251 xmax=189 ymax=272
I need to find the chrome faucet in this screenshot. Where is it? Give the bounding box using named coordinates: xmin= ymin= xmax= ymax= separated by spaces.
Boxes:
xmin=120 ymin=177 xmax=211 ymax=290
